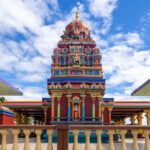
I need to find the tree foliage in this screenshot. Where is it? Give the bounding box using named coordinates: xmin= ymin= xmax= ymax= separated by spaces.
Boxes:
xmin=0 ymin=97 xmax=6 ymax=103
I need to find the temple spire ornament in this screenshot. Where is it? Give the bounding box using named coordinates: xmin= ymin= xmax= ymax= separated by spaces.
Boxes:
xmin=76 ymin=10 xmax=79 ymax=21
xmin=76 ymin=0 xmax=80 ymax=21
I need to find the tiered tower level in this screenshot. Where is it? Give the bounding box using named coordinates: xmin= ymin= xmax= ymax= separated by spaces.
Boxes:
xmin=44 ymin=11 xmax=114 ymax=125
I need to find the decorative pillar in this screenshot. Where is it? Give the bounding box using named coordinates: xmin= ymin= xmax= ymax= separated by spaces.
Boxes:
xmin=143 ymin=130 xmax=150 ymax=150
xmin=108 ymin=101 xmax=113 ymax=125
xmin=0 ymin=129 xmax=8 ymax=150
xmin=101 ymin=106 xmax=104 ymax=125
xmin=51 ymin=95 xmax=55 ymax=121
xmin=144 ymin=110 xmax=150 ymax=125
xmin=120 ymin=129 xmax=127 ymax=150
xmin=66 ymin=94 xmax=72 ymax=121
xmin=12 ymin=129 xmax=20 ymax=150
xmin=136 ymin=112 xmax=143 ymax=134
xmin=57 ymin=94 xmax=62 ymax=121
xmin=108 ymin=130 xmax=115 ymax=150
xmin=47 ymin=129 xmax=54 ymax=150
xmin=97 ymin=96 xmax=102 ymax=121
xmin=81 ymin=95 xmax=86 ymax=121
xmin=96 ymin=129 xmax=102 ymax=150
xmin=99 ymin=102 xmax=101 ymax=121
xmin=72 ymin=101 xmax=74 ymax=120
xmin=35 ymin=129 xmax=42 ymax=150
xmin=57 ymin=99 xmax=60 ymax=121
xmin=108 ymin=107 xmax=113 ymax=125
xmin=24 ymin=129 xmax=31 ymax=150
xmin=85 ymin=130 xmax=91 ymax=150
xmin=78 ymin=101 xmax=81 ymax=120
xmin=130 ymin=114 xmax=136 ymax=125
xmin=91 ymin=97 xmax=96 ymax=121
xmin=131 ymin=129 xmax=139 ymax=150
xmin=73 ymin=129 xmax=79 ymax=150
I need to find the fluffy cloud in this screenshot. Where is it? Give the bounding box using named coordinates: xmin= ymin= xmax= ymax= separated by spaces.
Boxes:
xmin=88 ymin=0 xmax=117 ymax=18
xmin=88 ymin=0 xmax=118 ymax=34
xmin=6 ymin=86 xmax=49 ymax=101
xmin=102 ymin=32 xmax=150 ymax=100
xmin=108 ymin=32 xmax=144 ymax=47
xmin=0 ymin=0 xmax=58 ymax=34
xmin=18 ymin=73 xmax=46 ymax=82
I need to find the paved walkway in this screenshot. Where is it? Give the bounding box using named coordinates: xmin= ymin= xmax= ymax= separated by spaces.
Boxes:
xmin=5 ymin=138 xmax=146 ymax=150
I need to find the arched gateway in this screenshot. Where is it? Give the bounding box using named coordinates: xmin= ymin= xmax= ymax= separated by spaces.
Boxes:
xmin=42 ymin=11 xmax=114 ymax=125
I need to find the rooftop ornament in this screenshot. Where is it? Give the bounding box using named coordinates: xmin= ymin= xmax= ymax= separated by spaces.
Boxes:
xmin=76 ymin=10 xmax=79 ymax=21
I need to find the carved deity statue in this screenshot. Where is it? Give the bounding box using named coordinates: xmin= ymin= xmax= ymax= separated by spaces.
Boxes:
xmin=74 ymin=51 xmax=80 ymax=63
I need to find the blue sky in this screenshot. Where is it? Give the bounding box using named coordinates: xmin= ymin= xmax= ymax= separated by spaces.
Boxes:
xmin=0 ymin=0 xmax=150 ymax=101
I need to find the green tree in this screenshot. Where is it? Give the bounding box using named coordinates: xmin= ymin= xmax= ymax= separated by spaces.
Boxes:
xmin=0 ymin=97 xmax=6 ymax=103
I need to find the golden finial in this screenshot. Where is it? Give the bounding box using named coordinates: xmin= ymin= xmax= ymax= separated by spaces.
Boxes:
xmin=76 ymin=10 xmax=79 ymax=21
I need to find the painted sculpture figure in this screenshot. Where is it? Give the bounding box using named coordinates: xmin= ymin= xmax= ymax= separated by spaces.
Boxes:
xmin=42 ymin=11 xmax=114 ymax=125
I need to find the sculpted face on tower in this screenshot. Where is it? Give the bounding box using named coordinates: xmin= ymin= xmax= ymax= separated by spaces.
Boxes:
xmin=61 ymin=20 xmax=91 ymax=40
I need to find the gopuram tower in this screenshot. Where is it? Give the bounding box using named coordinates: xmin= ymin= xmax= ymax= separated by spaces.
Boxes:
xmin=42 ymin=11 xmax=114 ymax=125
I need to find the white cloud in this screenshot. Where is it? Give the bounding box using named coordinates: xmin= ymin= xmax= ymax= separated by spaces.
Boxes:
xmin=0 ymin=0 xmax=58 ymax=34
xmin=88 ymin=0 xmax=118 ymax=34
xmin=6 ymin=86 xmax=49 ymax=101
xmin=0 ymin=44 xmax=19 ymax=72
xmin=18 ymin=73 xmax=45 ymax=82
xmin=0 ymin=0 xmax=42 ymax=33
xmin=103 ymin=48 xmax=150 ymax=86
xmin=88 ymin=0 xmax=117 ymax=18
xmin=126 ymin=32 xmax=144 ymax=47
xmin=102 ymin=31 xmax=150 ymax=101
xmin=108 ymin=32 xmax=144 ymax=48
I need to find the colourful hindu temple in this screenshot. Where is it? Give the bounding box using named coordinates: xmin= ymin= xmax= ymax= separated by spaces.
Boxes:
xmin=42 ymin=11 xmax=114 ymax=125
xmin=1 ymin=12 xmax=150 ymax=128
